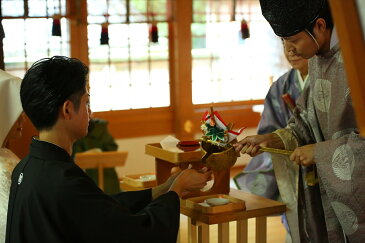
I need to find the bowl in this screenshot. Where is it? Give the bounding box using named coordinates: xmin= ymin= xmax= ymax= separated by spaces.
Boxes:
xmin=201 ymin=140 xmax=237 ymax=171
xmin=205 ymin=197 xmax=230 ymax=206
xmin=177 ymin=141 xmax=200 ymax=152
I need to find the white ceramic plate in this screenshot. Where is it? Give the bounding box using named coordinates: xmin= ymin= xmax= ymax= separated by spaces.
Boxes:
xmin=205 ymin=197 xmax=230 ymax=206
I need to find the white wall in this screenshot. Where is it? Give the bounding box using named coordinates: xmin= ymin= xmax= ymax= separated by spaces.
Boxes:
xmin=114 ymin=127 xmax=257 ymax=177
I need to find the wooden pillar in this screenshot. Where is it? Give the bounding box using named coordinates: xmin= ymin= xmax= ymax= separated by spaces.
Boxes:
xmin=329 ymin=0 xmax=365 ymax=136
xmin=169 ymin=0 xmax=195 ymax=140
xmin=67 ymin=0 xmax=89 ymax=66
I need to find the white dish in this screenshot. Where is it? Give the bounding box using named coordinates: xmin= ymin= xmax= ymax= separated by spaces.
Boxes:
xmin=198 ymin=202 xmax=211 ymax=207
xmin=205 ymin=197 xmax=230 ymax=206
xmin=139 ymin=175 xmax=156 ymax=181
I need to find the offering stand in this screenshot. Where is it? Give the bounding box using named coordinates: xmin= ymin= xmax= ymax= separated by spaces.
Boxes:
xmin=181 ymin=189 xmax=286 ymax=243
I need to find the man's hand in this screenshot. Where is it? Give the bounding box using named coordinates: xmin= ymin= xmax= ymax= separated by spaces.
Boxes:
xmin=169 ymin=168 xmax=212 ymax=198
xmin=290 ymin=144 xmax=315 ymax=166
xmin=152 ymin=167 xmax=182 ymax=199
xmin=233 ymin=133 xmax=284 ymax=157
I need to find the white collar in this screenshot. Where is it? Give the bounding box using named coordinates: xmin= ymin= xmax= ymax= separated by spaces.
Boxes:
xmin=296 ymin=70 xmax=309 ymax=91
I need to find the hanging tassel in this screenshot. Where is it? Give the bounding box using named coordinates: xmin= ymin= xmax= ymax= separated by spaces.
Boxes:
xmin=149 ymin=21 xmax=158 ymax=43
xmin=100 ymin=22 xmax=109 ymax=45
xmin=240 ymin=19 xmax=250 ymax=39
xmin=52 ymin=14 xmax=62 ymax=36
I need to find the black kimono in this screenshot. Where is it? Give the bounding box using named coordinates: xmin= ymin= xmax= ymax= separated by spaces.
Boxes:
xmin=5 ymin=139 xmax=180 ymax=243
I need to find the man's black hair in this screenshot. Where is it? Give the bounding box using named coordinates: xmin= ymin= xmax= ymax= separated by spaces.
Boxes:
xmin=20 ymin=56 xmax=89 ymax=131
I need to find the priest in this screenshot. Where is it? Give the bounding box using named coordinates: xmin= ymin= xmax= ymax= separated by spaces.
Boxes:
xmin=234 ymin=0 xmax=365 ymax=242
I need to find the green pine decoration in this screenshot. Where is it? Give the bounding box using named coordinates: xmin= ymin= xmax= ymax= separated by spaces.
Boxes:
xmin=205 ymin=124 xmax=225 ymax=141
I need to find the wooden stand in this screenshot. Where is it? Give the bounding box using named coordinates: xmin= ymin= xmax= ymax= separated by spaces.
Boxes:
xmin=181 ymin=189 xmax=286 ymax=243
xmin=75 ymin=151 xmax=128 ymax=191
xmin=145 ymin=143 xmax=230 ymax=197
xmin=185 ymin=194 xmax=245 ymax=214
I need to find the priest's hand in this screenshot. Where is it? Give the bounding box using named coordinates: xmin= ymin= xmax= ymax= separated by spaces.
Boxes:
xmin=290 ymin=144 xmax=315 ymax=166
xmin=168 ymin=167 xmax=212 ymax=198
xmin=152 ymin=167 xmax=182 ymax=199
xmin=233 ymin=133 xmax=284 ymax=157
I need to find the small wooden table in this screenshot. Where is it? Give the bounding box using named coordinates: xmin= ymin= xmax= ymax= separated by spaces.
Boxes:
xmin=180 ymin=189 xmax=286 ymax=243
xmin=75 ymin=151 xmax=128 ymax=191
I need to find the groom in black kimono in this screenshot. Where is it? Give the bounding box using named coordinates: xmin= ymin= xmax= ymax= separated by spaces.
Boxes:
xmin=5 ymin=56 xmax=212 ymax=243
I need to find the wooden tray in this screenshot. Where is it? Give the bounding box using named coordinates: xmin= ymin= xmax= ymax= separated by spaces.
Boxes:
xmin=122 ymin=173 xmax=157 ymax=188
xmin=185 ymin=194 xmax=246 ymax=214
xmin=145 ymin=143 xmax=202 ymax=164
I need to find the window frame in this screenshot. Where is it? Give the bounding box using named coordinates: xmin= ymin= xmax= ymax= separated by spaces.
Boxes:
xmin=92 ymin=0 xmax=262 ymax=139
xmin=1 ymin=0 xmax=263 ymax=140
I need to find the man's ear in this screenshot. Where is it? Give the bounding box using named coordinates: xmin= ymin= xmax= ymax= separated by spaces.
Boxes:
xmin=61 ymin=100 xmax=74 ymax=120
xmin=315 ymin=18 xmax=327 ymax=34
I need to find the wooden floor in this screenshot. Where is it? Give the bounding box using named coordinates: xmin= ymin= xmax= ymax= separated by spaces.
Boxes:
xmin=176 ymin=165 xmax=287 ymax=243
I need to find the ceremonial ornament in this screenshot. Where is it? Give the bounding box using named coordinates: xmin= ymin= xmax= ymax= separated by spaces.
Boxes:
xmin=200 ymin=107 xmax=245 ymax=171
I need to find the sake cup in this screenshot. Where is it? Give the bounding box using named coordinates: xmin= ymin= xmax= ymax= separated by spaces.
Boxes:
xmin=205 ymin=197 xmax=230 ymax=206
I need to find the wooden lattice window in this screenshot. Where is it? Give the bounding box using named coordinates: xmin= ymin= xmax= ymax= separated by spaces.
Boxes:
xmin=1 ymin=0 xmax=69 ymax=78
xmin=87 ymin=0 xmax=170 ymax=112
xmin=191 ymin=0 xmax=289 ymax=104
